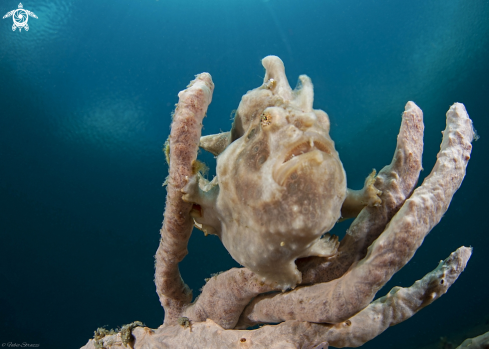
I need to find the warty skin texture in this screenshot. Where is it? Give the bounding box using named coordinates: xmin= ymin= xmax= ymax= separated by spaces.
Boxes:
xmin=183 ymin=56 xmax=382 ymax=290
xmin=81 ymin=56 xmax=478 ymax=349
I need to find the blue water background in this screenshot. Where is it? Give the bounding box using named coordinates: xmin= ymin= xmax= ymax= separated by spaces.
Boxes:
xmin=1 ymin=0 xmax=488 ymax=347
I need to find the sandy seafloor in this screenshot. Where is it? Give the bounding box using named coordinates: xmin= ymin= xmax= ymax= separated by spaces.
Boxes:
xmin=0 ymin=0 xmax=488 ymax=348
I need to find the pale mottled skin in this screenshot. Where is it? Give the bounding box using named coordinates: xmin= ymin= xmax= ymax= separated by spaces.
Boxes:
xmin=183 ymin=56 xmax=377 ymax=289
xmin=81 ymin=57 xmax=476 ymax=349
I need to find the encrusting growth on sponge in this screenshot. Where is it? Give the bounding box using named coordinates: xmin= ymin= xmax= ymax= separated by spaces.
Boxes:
xmin=81 ymin=57 xmax=480 ymax=349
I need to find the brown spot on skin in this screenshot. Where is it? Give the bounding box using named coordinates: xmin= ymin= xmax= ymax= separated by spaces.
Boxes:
xmin=247 ymin=127 xmax=258 ymax=140
xmin=243 ymin=139 xmax=270 ymax=172
xmin=287 ymin=182 xmax=298 ymax=194
xmin=240 ymin=338 xmax=247 ymax=343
